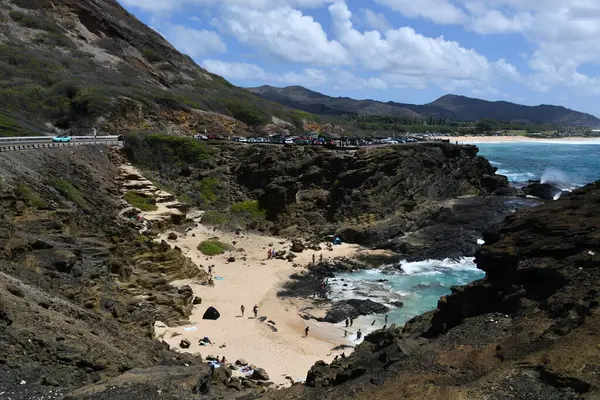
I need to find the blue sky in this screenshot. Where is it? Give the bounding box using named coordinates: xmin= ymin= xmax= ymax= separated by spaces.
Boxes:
xmin=119 ymin=0 xmax=600 ymax=117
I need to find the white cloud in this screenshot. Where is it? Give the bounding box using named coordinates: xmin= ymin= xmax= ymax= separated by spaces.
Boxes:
xmin=375 ymin=0 xmax=467 ymax=25
xmin=218 ymin=6 xmax=350 ymax=66
xmin=201 ymin=60 xmax=388 ymax=90
xmin=163 ymin=25 xmax=226 ymax=57
xmin=202 ymin=60 xmax=328 ymax=87
xmin=120 ymin=0 xmax=330 ymax=13
xmin=359 ymin=8 xmax=391 ymax=31
xmin=495 ymin=59 xmax=522 ymax=82
xmin=329 ymin=2 xmax=492 ymax=90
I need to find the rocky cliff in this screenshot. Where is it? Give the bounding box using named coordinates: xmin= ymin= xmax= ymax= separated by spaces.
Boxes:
xmin=267 ymin=182 xmax=600 ymax=400
xmin=125 ymin=138 xmax=516 ymax=260
xmin=0 ymin=147 xmax=259 ymax=399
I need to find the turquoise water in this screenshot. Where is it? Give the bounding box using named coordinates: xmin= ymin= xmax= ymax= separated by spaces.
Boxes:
xmin=474 ymin=141 xmax=600 ymax=187
xmin=330 ymin=141 xmax=600 ymax=331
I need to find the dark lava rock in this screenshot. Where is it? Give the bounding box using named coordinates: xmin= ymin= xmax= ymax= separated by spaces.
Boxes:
xmin=167 ymin=232 xmax=178 ymax=240
xmin=202 ymin=306 xmax=220 ymax=320
xmin=227 ymin=257 xmax=235 ymax=263
xmin=179 ymin=339 xmax=191 ymax=349
xmin=290 ymin=240 xmax=305 ymax=253
xmin=522 ymin=181 xmax=567 ymax=200
xmin=193 ymin=296 xmax=202 ymax=305
xmin=46 ymin=249 xmax=78 ymax=273
xmin=251 ymin=367 xmax=270 ymax=381
xmin=318 ymin=299 xmax=389 ymax=323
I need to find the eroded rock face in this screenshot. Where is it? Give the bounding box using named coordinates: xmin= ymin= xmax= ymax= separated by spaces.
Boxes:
xmin=522 ymin=181 xmax=568 ymax=200
xmin=272 ymin=182 xmax=600 ymax=400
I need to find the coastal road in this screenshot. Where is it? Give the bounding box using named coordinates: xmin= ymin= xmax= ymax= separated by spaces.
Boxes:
xmin=0 ymin=136 xmax=123 ymax=152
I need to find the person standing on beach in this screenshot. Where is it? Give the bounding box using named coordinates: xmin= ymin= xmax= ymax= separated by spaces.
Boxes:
xmin=344 ymin=330 xmax=347 ymax=338
xmin=253 ymin=304 xmax=258 ymax=318
xmin=357 ymin=329 xmax=362 ymax=340
xmin=345 ymin=318 xmax=349 ymax=328
xmin=385 ymin=315 xmax=388 ymax=324
xmin=304 ymin=326 xmax=309 ymax=337
xmin=312 ymin=254 xmax=315 ymax=265
xmin=241 ymin=304 xmax=245 ymax=317
xmin=267 ymin=249 xmax=272 ymax=260
xmin=350 ymin=317 xmax=354 ymax=327
xmin=208 ymin=265 xmax=212 ymax=275
xmin=319 ymin=253 xmax=323 ymax=263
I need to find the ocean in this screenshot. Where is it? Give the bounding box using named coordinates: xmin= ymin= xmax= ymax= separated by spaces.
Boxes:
xmin=330 ymin=141 xmax=600 ymax=341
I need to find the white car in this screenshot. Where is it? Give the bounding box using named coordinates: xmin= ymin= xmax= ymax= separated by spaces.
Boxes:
xmin=284 ymin=138 xmax=294 ymax=144
xmin=239 ymin=137 xmax=248 ymax=143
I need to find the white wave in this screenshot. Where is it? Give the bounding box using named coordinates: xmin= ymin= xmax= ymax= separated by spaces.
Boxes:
xmin=399 ymin=257 xmax=479 ymax=275
xmin=477 ymin=238 xmax=485 ymax=245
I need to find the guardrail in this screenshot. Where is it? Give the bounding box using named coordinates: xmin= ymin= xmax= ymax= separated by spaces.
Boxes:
xmin=0 ymin=141 xmax=123 ymax=152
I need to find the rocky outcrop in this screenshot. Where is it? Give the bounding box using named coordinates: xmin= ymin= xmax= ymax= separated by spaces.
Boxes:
xmin=271 ymin=182 xmax=600 ymax=400
xmin=522 ymin=181 xmax=569 ymax=200
xmin=317 ymin=300 xmax=389 ymax=324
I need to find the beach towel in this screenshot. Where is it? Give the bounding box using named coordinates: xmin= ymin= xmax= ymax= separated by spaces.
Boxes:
xmin=184 ymin=326 xmax=198 ymax=332
xmin=214 ymin=276 xmax=224 ymax=281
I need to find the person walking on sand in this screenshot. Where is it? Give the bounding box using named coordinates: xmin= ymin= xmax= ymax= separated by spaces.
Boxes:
xmin=312 ymin=254 xmax=316 ymax=265
xmin=319 ymin=253 xmax=323 ymax=263
xmin=350 ymin=317 xmax=354 ymax=327
xmin=356 ymin=329 xmax=362 ymax=340
xmin=267 ymin=248 xmax=272 ymax=260
xmin=304 ymin=326 xmax=309 ymax=337
xmin=253 ymin=304 xmax=258 ymax=318
xmin=345 ymin=318 xmax=349 ymax=328
xmin=208 ymin=265 xmax=212 ymax=275
xmin=240 ymin=304 xmax=245 ymax=317
xmin=344 ymin=329 xmax=348 ymax=338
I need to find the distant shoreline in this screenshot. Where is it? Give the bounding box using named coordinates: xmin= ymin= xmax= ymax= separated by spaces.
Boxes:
xmin=436 ymin=136 xmax=600 ymax=144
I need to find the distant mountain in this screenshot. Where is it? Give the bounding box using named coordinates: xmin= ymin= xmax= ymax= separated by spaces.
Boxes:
xmin=247 ymin=86 xmax=600 ymax=127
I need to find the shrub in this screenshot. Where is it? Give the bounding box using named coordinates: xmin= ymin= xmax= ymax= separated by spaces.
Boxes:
xmin=34 ymin=32 xmax=75 ymax=49
xmin=124 ymin=191 xmax=157 ymax=211
xmin=143 ymin=49 xmax=166 ymax=63
xmin=195 ymin=177 xmax=219 ymax=204
xmin=123 ymin=133 xmax=213 ymax=170
xmin=16 ymin=184 xmax=46 ymax=208
xmin=201 ymin=210 xmax=227 ymax=225
xmin=52 ymin=179 xmax=86 ymax=208
xmin=11 ymin=0 xmax=42 ymax=9
xmin=9 ymin=10 xmax=63 ymax=33
xmin=197 ymin=239 xmax=233 ymax=256
xmin=231 ymin=200 xmax=266 ymax=220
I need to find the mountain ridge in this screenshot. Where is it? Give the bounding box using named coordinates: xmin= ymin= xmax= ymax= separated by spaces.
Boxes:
xmin=247 ymin=85 xmax=600 ymax=127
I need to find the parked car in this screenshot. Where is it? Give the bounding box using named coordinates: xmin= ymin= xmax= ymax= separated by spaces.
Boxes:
xmin=194 ymin=134 xmax=208 ymax=140
xmin=284 ymin=138 xmax=294 ymax=145
xmin=52 ymin=136 xmax=71 ymax=143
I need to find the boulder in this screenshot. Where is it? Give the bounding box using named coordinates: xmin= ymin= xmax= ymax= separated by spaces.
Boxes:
xmin=6 ymin=284 xmax=23 ymax=298
xmin=167 ymin=232 xmax=178 ymax=240
xmin=522 ymin=181 xmax=566 ymax=200
xmin=48 ymin=249 xmax=78 ymax=273
xmin=202 ymin=306 xmax=220 ymax=320
xmin=193 ymin=296 xmax=202 ymax=305
xmin=179 ymin=339 xmax=191 ymax=349
xmin=227 ymin=257 xmax=235 ymax=263
xmin=235 ymin=359 xmax=248 ymax=366
xmin=318 ymin=299 xmax=389 ymax=324
xmin=290 ymin=240 xmax=305 ymax=253
xmin=251 ymin=367 xmax=270 ymax=381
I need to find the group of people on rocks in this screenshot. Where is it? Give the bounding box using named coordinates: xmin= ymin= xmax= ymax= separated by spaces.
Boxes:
xmin=267 ymin=248 xmax=278 ymax=259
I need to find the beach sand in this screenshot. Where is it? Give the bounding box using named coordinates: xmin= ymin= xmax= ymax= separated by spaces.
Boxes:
xmin=437 ymin=136 xmax=600 ymax=143
xmin=153 ymin=217 xmax=369 ymax=386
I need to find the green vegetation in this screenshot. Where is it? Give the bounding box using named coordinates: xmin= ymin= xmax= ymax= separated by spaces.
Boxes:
xmin=222 ymin=99 xmax=269 ymax=126
xmin=123 ymin=133 xmax=213 ymax=169
xmin=142 ymin=49 xmax=167 ymax=63
xmin=201 ymin=211 xmax=227 ymax=226
xmin=231 ymin=200 xmax=265 ymax=219
xmin=195 ymin=177 xmax=220 ymax=204
xmin=197 ymin=238 xmax=233 ymax=256
xmin=124 ymin=191 xmax=157 ymax=211
xmin=34 ymin=32 xmax=75 ymax=49
xmin=11 ymin=0 xmax=42 ymax=9
xmin=9 ymin=10 xmax=63 ymax=33
xmin=51 ymin=179 xmax=86 ymax=208
xmin=16 ymin=184 xmax=46 ymax=208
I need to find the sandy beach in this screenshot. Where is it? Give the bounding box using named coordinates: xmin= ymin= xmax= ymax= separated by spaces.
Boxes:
xmin=436 ymin=136 xmax=600 ymax=143
xmin=152 ymin=215 xmax=371 ymax=386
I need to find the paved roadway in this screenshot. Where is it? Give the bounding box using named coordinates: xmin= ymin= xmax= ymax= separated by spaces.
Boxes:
xmin=0 ymin=137 xmax=122 ymax=152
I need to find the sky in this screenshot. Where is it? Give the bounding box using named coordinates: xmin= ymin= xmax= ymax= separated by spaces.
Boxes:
xmin=119 ymin=0 xmax=600 ymax=117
